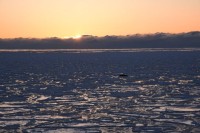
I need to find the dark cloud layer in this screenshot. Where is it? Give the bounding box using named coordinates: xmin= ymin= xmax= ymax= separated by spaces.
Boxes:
xmin=0 ymin=31 xmax=200 ymax=49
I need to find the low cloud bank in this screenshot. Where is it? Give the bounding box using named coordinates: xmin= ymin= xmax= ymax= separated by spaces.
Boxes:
xmin=0 ymin=31 xmax=200 ymax=49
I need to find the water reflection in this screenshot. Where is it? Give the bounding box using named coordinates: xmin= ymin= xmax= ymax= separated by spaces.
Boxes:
xmin=0 ymin=49 xmax=200 ymax=132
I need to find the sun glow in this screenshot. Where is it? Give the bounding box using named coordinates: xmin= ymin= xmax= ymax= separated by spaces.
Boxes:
xmin=63 ymin=35 xmax=82 ymax=39
xmin=73 ymin=35 xmax=82 ymax=39
xmin=0 ymin=0 xmax=199 ymax=38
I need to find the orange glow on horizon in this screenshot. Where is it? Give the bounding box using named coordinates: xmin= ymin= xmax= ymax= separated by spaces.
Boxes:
xmin=0 ymin=0 xmax=200 ymax=38
xmin=63 ymin=35 xmax=82 ymax=39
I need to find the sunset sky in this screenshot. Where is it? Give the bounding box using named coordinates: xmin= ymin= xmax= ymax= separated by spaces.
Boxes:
xmin=0 ymin=0 xmax=200 ymax=38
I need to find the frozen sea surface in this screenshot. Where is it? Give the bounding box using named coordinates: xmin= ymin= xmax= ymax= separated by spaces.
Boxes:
xmin=0 ymin=49 xmax=200 ymax=132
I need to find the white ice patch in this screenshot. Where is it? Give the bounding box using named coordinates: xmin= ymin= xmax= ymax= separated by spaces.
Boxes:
xmin=155 ymin=119 xmax=195 ymax=125
xmin=153 ymin=106 xmax=200 ymax=112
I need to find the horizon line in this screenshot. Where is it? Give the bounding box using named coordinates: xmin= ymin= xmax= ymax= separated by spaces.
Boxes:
xmin=1 ymin=31 xmax=200 ymax=39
